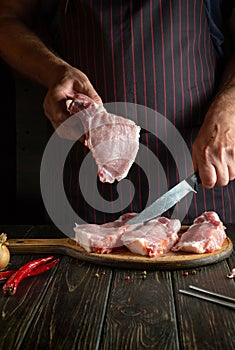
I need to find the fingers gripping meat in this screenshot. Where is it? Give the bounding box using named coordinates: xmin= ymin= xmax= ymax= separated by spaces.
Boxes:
xmin=69 ymin=94 xmax=141 ymax=183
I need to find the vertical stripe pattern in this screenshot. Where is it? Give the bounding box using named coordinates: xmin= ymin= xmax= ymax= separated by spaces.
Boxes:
xmin=58 ymin=0 xmax=235 ymax=224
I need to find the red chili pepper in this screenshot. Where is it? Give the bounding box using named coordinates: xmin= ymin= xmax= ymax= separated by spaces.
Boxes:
xmin=27 ymin=258 xmax=60 ymax=277
xmin=0 ymin=270 xmax=16 ymax=282
xmin=0 ymin=258 xmax=60 ymax=283
xmin=2 ymin=256 xmax=59 ymax=296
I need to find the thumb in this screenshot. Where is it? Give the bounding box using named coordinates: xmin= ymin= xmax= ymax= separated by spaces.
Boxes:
xmin=91 ymin=93 xmax=103 ymax=105
xmin=85 ymin=88 xmax=103 ymax=105
xmin=74 ymin=80 xmax=103 ymax=105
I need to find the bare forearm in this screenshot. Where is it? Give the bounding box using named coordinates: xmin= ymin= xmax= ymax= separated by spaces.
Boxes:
xmin=192 ymin=11 xmax=235 ymax=188
xmin=0 ymin=18 xmax=69 ymax=88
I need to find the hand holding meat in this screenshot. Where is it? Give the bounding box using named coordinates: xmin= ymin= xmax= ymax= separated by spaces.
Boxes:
xmin=192 ymin=84 xmax=235 ymax=188
xmin=43 ymin=64 xmax=102 ymax=139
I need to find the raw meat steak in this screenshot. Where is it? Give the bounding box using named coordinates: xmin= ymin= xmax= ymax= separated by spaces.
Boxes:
xmin=122 ymin=217 xmax=181 ymax=258
xmin=69 ymin=93 xmax=141 ymax=183
xmin=171 ymin=211 xmax=226 ymax=253
xmin=73 ymin=213 xmax=136 ymax=253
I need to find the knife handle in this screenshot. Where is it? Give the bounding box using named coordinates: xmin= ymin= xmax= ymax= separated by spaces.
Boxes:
xmin=186 ymin=172 xmax=201 ymax=192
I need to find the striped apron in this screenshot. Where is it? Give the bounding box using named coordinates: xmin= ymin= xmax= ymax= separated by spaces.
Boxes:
xmin=53 ymin=0 xmax=235 ymax=224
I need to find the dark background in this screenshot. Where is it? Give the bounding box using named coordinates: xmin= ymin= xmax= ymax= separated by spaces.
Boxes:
xmin=0 ymin=59 xmax=48 ymax=224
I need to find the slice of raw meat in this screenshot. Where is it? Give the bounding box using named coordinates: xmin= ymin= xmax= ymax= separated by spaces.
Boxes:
xmin=171 ymin=211 xmax=226 ymax=253
xmin=69 ymin=93 xmax=141 ymax=183
xmin=73 ymin=213 xmax=136 ymax=253
xmin=122 ymin=217 xmax=181 ymax=258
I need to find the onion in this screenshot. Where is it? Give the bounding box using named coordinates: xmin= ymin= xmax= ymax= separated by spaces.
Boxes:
xmin=0 ymin=233 xmax=10 ymax=269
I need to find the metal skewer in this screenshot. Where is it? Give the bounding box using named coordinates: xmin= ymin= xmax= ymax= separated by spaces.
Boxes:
xmin=189 ymin=285 xmax=235 ymax=303
xmin=179 ymin=285 xmax=235 ymax=310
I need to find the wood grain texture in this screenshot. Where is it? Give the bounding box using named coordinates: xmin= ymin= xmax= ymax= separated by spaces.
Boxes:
xmin=0 ymin=254 xmax=60 ymax=349
xmin=172 ymin=260 xmax=235 ymax=350
xmin=0 ymin=225 xmax=234 ymax=350
xmin=7 ymin=235 xmax=233 ymax=270
xmin=19 ymin=257 xmax=112 ymax=350
xmin=99 ymin=269 xmax=179 ymax=350
xmin=0 ymin=226 xmax=63 ymax=349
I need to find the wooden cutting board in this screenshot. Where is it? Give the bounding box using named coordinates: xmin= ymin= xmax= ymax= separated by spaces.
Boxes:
xmin=7 ymin=227 xmax=233 ymax=270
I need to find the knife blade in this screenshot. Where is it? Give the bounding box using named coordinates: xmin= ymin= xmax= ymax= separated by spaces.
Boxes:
xmin=126 ymin=172 xmax=200 ymax=225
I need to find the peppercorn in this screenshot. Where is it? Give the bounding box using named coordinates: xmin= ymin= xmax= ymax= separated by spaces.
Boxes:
xmin=125 ymin=275 xmax=131 ymax=280
xmin=183 ymin=271 xmax=189 ymax=276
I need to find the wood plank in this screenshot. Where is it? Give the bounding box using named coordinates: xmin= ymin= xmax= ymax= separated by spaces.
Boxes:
xmin=19 ymin=257 xmax=112 ymax=350
xmin=0 ymin=253 xmax=60 ymax=349
xmin=100 ymin=269 xmax=179 ymax=350
xmin=0 ymin=225 xmax=63 ymax=349
xmin=7 ymin=235 xmax=233 ymax=270
xmin=172 ymin=260 xmax=235 ymax=349
xmin=1 ymin=225 xmax=234 ymax=349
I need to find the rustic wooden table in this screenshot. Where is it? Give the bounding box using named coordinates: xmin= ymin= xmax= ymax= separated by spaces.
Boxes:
xmin=0 ymin=224 xmax=235 ymax=350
